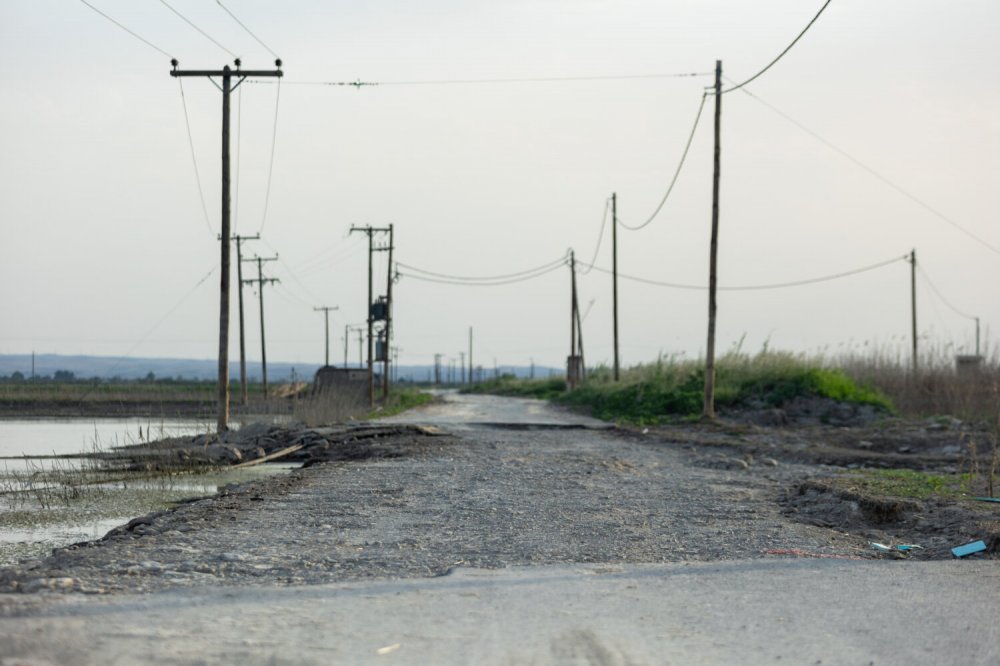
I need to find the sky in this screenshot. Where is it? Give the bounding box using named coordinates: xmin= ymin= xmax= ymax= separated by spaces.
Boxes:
xmin=1 ymin=0 xmax=998 ymax=373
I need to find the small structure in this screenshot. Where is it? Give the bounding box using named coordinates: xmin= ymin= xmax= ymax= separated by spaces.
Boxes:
xmin=312 ymin=366 xmax=370 ymax=402
xmin=955 ymin=355 xmax=983 ymax=378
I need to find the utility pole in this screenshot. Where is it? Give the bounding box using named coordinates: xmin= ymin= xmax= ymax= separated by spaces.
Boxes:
xmin=703 ymin=60 xmax=722 ymax=419
xmin=343 ymin=324 xmax=350 ymax=367
xmin=434 ymin=353 xmax=442 ymax=385
xmin=243 ymin=255 xmax=279 ymax=399
xmin=468 ymin=327 xmax=473 ymax=385
xmin=612 ymin=192 xmax=620 ymax=382
xmin=910 ymin=248 xmax=918 ymax=373
xmin=350 ymin=225 xmax=391 ymax=407
xmin=459 ymin=351 xmax=466 ymax=385
xmin=314 ymin=306 xmax=339 ymax=366
xmin=170 ymin=58 xmax=283 ymax=432
xmin=383 ymin=224 xmax=394 ymax=400
xmin=232 ymin=233 xmax=259 ymax=406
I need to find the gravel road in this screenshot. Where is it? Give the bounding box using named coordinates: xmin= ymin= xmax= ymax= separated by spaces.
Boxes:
xmin=2 ymin=392 xmax=997 ymax=665
xmin=0 ymin=393 xmax=862 ymax=594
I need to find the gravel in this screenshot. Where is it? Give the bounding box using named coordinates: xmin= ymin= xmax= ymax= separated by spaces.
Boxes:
xmin=0 ymin=403 xmax=870 ymax=595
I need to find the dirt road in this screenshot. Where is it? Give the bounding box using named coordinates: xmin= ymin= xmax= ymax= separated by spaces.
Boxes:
xmin=0 ymin=392 xmax=997 ymax=664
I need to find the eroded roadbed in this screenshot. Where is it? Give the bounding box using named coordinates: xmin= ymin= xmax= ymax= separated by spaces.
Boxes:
xmin=0 ymin=422 xmax=872 ymax=595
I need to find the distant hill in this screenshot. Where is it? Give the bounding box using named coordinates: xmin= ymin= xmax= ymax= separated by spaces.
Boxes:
xmin=0 ymin=354 xmax=560 ymax=383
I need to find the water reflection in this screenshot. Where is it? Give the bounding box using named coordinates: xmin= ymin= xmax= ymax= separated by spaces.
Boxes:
xmin=0 ymin=418 xmax=295 ymax=567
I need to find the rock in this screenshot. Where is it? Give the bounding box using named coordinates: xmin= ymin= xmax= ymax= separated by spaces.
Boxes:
xmin=857 ymin=440 xmax=874 ymax=450
xmin=762 ymin=458 xmax=779 ymax=467
xmin=219 ymin=552 xmax=246 ymax=563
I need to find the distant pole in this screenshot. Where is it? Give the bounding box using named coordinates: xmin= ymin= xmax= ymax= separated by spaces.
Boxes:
xmin=343 ymin=324 xmax=349 ymax=367
xmin=170 ymin=58 xmax=283 ymax=432
xmin=31 ymin=351 xmax=34 ymax=381
xmin=434 ymin=353 xmax=442 ymax=385
xmin=383 ymin=224 xmax=394 ymax=399
xmin=460 ymin=351 xmax=466 ymax=385
xmin=703 ymin=59 xmax=722 ymax=419
xmin=975 ymin=317 xmax=981 ymax=358
xmin=468 ymin=327 xmax=473 ymax=385
xmin=233 ymin=233 xmax=259 ymax=406
xmin=248 ymin=256 xmax=280 ymax=399
xmin=314 ymin=306 xmax=339 ymax=366
xmin=570 ymin=250 xmax=577 ymax=360
xmin=612 ymin=192 xmax=620 ymax=382
xmin=910 ymin=248 xmax=918 ymax=373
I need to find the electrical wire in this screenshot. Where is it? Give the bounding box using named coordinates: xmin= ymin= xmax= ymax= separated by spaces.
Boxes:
xmin=78 ymin=264 xmax=217 ymax=399
xmin=158 ymin=0 xmax=237 ymax=58
xmin=215 ymin=0 xmax=280 ymax=59
xmin=260 ymin=238 xmax=326 ymax=305
xmin=257 ymin=78 xmax=282 ymax=234
xmin=577 ymin=199 xmax=611 ymax=275
xmin=233 ymin=85 xmax=243 ymax=232
xmin=735 ymin=85 xmax=1000 ymax=257
xmin=247 ymin=71 xmax=712 ymax=87
xmin=397 ymin=255 xmax=568 ymax=283
xmin=617 ymin=92 xmax=708 ymax=231
xmin=583 ymin=254 xmax=907 ymax=291
xmin=719 ymin=0 xmax=833 ymax=94
xmin=398 ymin=261 xmax=565 ymax=287
xmin=917 ymin=265 xmax=977 ymax=321
xmin=77 ymin=0 xmax=173 ymax=59
xmin=177 ymin=79 xmax=215 ymax=236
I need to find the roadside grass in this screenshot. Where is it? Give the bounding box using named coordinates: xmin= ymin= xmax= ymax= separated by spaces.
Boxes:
xmin=836 ymin=468 xmax=974 ymax=501
xmin=468 ymin=351 xmax=893 ymax=424
xmin=374 ymin=387 xmax=435 ymax=419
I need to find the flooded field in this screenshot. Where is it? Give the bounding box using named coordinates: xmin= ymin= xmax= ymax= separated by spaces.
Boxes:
xmin=0 ymin=418 xmax=293 ymax=566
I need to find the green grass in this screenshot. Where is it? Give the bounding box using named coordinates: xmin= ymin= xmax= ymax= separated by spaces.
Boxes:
xmin=467 ymin=351 xmax=894 ymax=424
xmin=372 ymin=388 xmax=435 ymax=419
xmin=842 ymin=469 xmax=972 ymax=500
xmin=462 ymin=376 xmax=567 ymax=400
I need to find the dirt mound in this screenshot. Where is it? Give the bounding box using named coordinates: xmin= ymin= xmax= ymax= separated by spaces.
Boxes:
xmin=783 ymin=480 xmax=1000 ymax=559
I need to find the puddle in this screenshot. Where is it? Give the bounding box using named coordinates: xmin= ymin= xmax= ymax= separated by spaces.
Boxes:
xmin=0 ymin=416 xmax=297 ymax=567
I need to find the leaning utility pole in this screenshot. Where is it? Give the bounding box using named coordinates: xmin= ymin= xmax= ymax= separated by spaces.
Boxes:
xmin=314 ymin=306 xmax=339 ymax=366
xmin=910 ymin=248 xmax=918 ymax=373
xmin=703 ymin=60 xmax=722 ymax=419
xmin=170 ymin=58 xmax=283 ymax=432
xmin=232 ymin=233 xmax=259 ymax=406
xmin=612 ymin=192 xmax=620 ymax=382
xmin=243 ymin=255 xmax=279 ymax=399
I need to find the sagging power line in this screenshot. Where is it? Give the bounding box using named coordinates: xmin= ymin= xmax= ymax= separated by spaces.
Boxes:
xmin=246 ymin=71 xmax=713 ymax=88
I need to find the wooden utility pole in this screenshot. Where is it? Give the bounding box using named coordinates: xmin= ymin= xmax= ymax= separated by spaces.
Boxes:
xmin=349 ymin=225 xmax=391 ymax=406
xmin=233 ymin=233 xmax=259 ymax=406
xmin=243 ymin=255 xmax=279 ymax=398
xmin=383 ymin=224 xmax=394 ymax=399
xmin=314 ymin=306 xmax=339 ymax=366
xmin=704 ymin=60 xmax=722 ymax=419
xmin=170 ymin=59 xmax=283 ymax=432
xmin=910 ymin=248 xmax=918 ymax=373
xmin=468 ymin=327 xmax=473 ymax=385
xmin=612 ymin=192 xmax=620 ymax=381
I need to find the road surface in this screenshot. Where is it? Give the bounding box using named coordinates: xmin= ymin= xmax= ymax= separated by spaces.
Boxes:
xmin=0 ymin=392 xmax=996 ymax=665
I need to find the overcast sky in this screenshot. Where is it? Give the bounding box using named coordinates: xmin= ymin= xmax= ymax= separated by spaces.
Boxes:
xmin=1 ymin=0 xmax=997 ymax=372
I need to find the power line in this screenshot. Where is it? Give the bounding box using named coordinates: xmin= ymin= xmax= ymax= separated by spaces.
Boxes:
xmin=397 ymin=258 xmax=567 ymax=287
xmin=397 ymin=255 xmax=568 ymax=283
xmin=917 ymin=265 xmax=976 ymax=321
xmin=260 ymin=237 xmax=325 ymax=305
xmin=719 ymin=0 xmax=834 ymax=94
xmin=246 ymin=71 xmax=713 ymax=87
xmin=735 ymin=85 xmax=1000 ymax=257
xmin=158 ymin=0 xmax=237 ymax=58
xmin=583 ymin=254 xmax=908 ymax=291
xmin=617 ymin=92 xmax=708 ymax=231
xmin=577 ymin=198 xmax=611 ymax=275
xmin=177 ymin=79 xmax=214 ymax=236
xmin=257 ymin=78 xmax=282 ymax=234
xmin=77 ymin=0 xmax=173 ymax=59
xmin=215 ymin=0 xmax=280 ymax=59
